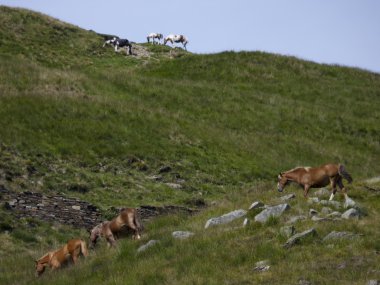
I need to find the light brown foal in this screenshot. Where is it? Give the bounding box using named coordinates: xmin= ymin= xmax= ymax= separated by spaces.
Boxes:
xmin=35 ymin=239 xmax=88 ymax=277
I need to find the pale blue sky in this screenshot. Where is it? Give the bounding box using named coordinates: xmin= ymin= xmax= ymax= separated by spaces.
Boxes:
xmin=1 ymin=0 xmax=380 ymax=73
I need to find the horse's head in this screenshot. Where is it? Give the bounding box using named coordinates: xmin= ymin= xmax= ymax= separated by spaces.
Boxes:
xmin=35 ymin=257 xmax=48 ymax=277
xmin=277 ymin=172 xmax=289 ymax=192
xmin=158 ymin=33 xmax=163 ymax=40
xmin=89 ymin=225 xmax=101 ymax=248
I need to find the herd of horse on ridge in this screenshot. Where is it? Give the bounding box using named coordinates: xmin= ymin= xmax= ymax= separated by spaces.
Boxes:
xmin=35 ymin=162 xmax=353 ymax=277
xmin=102 ymin=32 xmax=189 ymax=55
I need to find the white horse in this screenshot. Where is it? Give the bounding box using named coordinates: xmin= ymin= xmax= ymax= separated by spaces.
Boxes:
xmin=164 ymin=34 xmax=188 ymax=50
xmin=147 ymin=33 xmax=163 ymax=44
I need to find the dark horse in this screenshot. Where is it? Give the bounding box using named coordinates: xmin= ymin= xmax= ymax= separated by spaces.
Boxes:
xmin=277 ymin=163 xmax=353 ymax=200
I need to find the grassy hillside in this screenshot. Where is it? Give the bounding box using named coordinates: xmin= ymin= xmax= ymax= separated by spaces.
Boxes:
xmin=0 ymin=6 xmax=380 ymax=285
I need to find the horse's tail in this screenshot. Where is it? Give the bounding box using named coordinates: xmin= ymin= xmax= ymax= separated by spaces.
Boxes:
xmin=80 ymin=240 xmax=89 ymax=257
xmin=134 ymin=208 xmax=144 ymax=232
xmin=339 ymin=164 xmax=353 ymax=183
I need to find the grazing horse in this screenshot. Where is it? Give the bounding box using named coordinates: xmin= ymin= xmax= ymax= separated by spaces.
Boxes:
xmin=147 ymin=33 xmax=163 ymax=44
xmin=113 ymin=38 xmax=133 ymax=55
xmin=35 ymin=239 xmax=88 ymax=277
xmin=164 ymin=34 xmax=188 ymax=50
xmin=277 ymin=163 xmax=353 ymax=200
xmin=90 ymin=208 xmax=143 ymax=248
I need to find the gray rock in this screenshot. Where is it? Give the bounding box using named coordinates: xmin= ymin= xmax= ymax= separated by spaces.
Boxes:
xmin=280 ymin=225 xmax=296 ymax=238
xmin=137 ymin=240 xmax=159 ymax=253
xmin=323 ymin=231 xmax=362 ymax=241
xmin=311 ymin=216 xmax=330 ymax=222
xmin=284 ymin=228 xmax=317 ymax=248
xmin=205 ymin=209 xmax=247 ymax=229
xmin=254 ymin=204 xmax=290 ymax=223
xmin=321 ymin=207 xmax=332 ymax=215
xmin=71 ymin=205 xmax=81 ymax=210
xmin=314 ymin=188 xmax=330 ymax=197
xmin=308 ymin=197 xmax=320 ymax=204
xmin=343 ymin=196 xmax=356 ymax=208
xmin=280 ymin=193 xmax=296 ymax=201
xmin=8 ymin=199 xmax=17 ymax=207
xmin=147 ymin=175 xmax=162 ymax=181
xmin=309 ymin=209 xmax=318 ymax=216
xmin=172 ymin=231 xmax=194 ymax=239
xmin=327 ymin=211 xmax=342 ymax=218
xmin=286 ymin=215 xmax=307 ymax=224
xmin=248 ymin=201 xmax=264 ymax=210
xmin=253 ymin=260 xmax=270 ymax=272
xmin=341 ymin=208 xmax=360 ymax=219
xmin=320 ymin=200 xmax=341 ymax=209
xmin=367 ymin=280 xmax=380 ymax=285
xmin=165 ymin=183 xmax=182 ymax=189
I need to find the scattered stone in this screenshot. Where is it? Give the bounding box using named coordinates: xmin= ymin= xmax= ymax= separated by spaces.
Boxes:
xmin=71 ymin=205 xmax=81 ymax=210
xmin=172 ymin=231 xmax=194 ymax=239
xmin=248 ymin=201 xmax=264 ymax=210
xmin=309 ymin=209 xmax=318 ymax=216
xmin=323 ymin=231 xmax=362 ymax=241
xmin=243 ymin=218 xmax=249 ymax=227
xmin=341 ymin=208 xmax=360 ymax=220
xmin=320 ymin=207 xmax=332 ymax=215
xmin=147 ymin=175 xmax=163 ymax=181
xmin=7 ymin=199 xmax=17 ymax=207
xmin=165 ymin=183 xmax=182 ymax=190
xmin=344 ymin=196 xmax=356 ymax=209
xmin=311 ymin=216 xmax=330 ymax=222
xmin=280 ymin=225 xmax=296 ymax=238
xmin=254 ymin=204 xmax=290 ymax=223
xmin=205 ymin=209 xmax=247 ymax=229
xmin=253 ymin=260 xmax=270 ymax=272
xmin=280 ymin=193 xmax=296 ymax=201
xmin=137 ymin=240 xmax=159 ymax=253
xmin=286 ymin=215 xmax=307 ymax=224
xmin=320 ymin=200 xmax=341 ymax=209
xmin=308 ymin=197 xmax=320 ymax=204
xmin=284 ymin=228 xmax=316 ymax=248
xmin=327 ymin=211 xmax=342 ymax=218
xmin=314 ymin=188 xmax=330 ymax=197
xmin=368 ymin=280 xmax=380 ymax=285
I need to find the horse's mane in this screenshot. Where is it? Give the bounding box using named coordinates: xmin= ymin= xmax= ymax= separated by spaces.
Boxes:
xmin=284 ymin=166 xmax=304 ymax=173
xmin=37 ymin=252 xmax=51 ymax=264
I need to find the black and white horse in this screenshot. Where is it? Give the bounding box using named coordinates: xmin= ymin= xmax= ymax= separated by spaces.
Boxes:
xmin=164 ymin=34 xmax=188 ymax=50
xmin=147 ymin=33 xmax=163 ymax=44
xmin=103 ymin=37 xmax=132 ymax=55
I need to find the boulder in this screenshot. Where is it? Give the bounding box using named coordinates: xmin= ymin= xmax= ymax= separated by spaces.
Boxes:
xmin=165 ymin=183 xmax=182 ymax=189
xmin=280 ymin=194 xmax=296 ymax=201
xmin=323 ymin=231 xmax=362 ymax=241
xmin=253 ymin=260 xmax=270 ymax=272
xmin=309 ymin=209 xmax=318 ymax=216
xmin=137 ymin=240 xmax=159 ymax=253
xmin=172 ymin=231 xmax=194 ymax=239
xmin=344 ymin=196 xmax=356 ymax=209
xmin=327 ymin=211 xmax=342 ymax=218
xmin=248 ymin=201 xmax=264 ymax=210
xmin=321 ymin=207 xmax=332 ymax=215
xmin=341 ymin=208 xmax=360 ymax=220
xmin=205 ymin=209 xmax=247 ymax=229
xmin=284 ymin=228 xmax=317 ymax=248
xmin=311 ymin=216 xmax=330 ymax=222
xmin=314 ymin=188 xmax=330 ymax=197
xmin=254 ymin=204 xmax=290 ymax=223
xmin=286 ymin=215 xmax=307 ymax=224
xmin=307 ymin=197 xmax=320 ymax=204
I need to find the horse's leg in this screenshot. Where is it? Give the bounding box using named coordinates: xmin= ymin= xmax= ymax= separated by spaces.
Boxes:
xmin=329 ymin=177 xmax=337 ymax=201
xmin=337 ymin=177 xmax=348 ymax=199
xmin=303 ymin=185 xmax=311 ymax=198
xmin=127 ymin=214 xmax=140 ymax=239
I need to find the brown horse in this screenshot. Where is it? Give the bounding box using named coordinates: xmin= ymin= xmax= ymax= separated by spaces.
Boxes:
xmin=35 ymin=239 xmax=88 ymax=277
xmin=277 ymin=163 xmax=353 ymax=200
xmin=90 ymin=208 xmax=143 ymax=247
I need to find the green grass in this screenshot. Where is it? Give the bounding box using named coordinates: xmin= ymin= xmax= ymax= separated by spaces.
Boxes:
xmin=0 ymin=5 xmax=380 ymax=285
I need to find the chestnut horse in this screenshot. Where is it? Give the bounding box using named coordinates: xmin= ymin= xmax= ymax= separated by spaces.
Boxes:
xmin=35 ymin=239 xmax=88 ymax=277
xmin=90 ymin=208 xmax=143 ymax=247
xmin=277 ymin=163 xmax=353 ymax=200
